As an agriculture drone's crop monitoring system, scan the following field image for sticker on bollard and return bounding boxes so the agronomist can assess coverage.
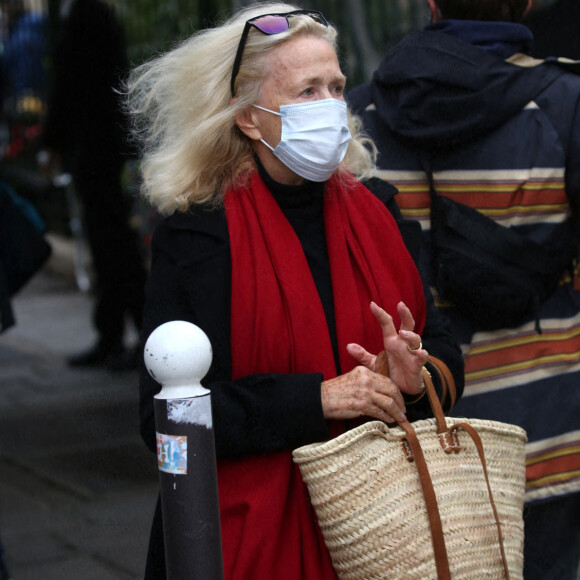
[156,433,188,475]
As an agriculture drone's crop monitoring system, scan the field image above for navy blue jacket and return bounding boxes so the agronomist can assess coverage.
[348,22,580,503]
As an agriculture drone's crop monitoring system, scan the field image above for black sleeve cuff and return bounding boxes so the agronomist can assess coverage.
[211,372,330,458]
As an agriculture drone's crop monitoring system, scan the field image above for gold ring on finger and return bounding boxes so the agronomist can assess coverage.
[407,341,422,354]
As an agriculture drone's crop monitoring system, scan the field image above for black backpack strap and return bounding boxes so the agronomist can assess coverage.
[420,153,557,277]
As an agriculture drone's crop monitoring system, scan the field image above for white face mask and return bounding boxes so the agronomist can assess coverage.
[254,98,352,182]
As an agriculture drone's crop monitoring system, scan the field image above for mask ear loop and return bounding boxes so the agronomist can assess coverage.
[259,139,276,153]
[253,104,281,116]
[251,104,281,152]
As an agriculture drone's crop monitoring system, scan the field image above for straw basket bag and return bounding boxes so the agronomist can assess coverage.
[293,358,527,580]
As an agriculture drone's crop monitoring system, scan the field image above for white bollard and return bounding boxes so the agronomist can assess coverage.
[145,320,212,399]
[145,321,224,580]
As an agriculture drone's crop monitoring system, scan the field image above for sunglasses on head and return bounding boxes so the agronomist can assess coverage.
[230,9,328,97]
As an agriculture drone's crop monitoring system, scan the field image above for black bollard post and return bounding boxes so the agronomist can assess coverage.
[144,321,224,580]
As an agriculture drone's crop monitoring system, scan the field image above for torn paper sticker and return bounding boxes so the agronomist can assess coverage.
[156,433,187,475]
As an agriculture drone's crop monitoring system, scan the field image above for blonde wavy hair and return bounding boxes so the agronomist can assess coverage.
[125,2,376,215]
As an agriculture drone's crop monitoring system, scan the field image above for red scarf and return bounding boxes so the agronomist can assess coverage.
[221,171,426,579]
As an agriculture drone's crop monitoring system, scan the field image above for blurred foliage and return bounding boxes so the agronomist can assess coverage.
[114,0,232,66]
[112,0,430,87]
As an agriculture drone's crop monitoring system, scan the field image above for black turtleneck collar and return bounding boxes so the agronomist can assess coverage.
[255,156,325,211]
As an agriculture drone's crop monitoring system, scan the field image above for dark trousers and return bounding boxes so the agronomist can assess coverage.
[73,159,146,348]
[523,492,580,580]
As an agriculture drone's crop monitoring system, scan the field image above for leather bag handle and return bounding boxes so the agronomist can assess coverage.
[393,371,510,580]
[375,352,456,432]
[426,355,457,410]
[397,416,452,580]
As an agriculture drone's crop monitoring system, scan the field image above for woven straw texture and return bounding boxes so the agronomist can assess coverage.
[293,418,527,580]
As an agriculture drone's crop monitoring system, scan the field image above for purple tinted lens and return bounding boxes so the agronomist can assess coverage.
[250,14,290,35]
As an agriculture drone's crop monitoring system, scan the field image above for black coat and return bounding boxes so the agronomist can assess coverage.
[139,178,465,459]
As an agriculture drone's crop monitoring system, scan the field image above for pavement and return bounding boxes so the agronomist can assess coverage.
[0,238,159,579]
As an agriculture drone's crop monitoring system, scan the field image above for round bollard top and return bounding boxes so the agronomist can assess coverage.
[144,321,213,399]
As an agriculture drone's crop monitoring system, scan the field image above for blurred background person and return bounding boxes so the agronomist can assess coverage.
[39,0,146,371]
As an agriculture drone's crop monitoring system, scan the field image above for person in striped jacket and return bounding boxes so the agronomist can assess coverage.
[348,1,580,579]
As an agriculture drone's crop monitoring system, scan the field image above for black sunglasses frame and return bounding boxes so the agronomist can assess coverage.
[230,10,328,97]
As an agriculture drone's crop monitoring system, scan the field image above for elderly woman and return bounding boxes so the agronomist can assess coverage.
[127,3,464,579]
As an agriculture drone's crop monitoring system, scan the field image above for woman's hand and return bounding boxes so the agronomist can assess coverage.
[349,301,428,395]
[320,302,427,424]
[321,365,407,424]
